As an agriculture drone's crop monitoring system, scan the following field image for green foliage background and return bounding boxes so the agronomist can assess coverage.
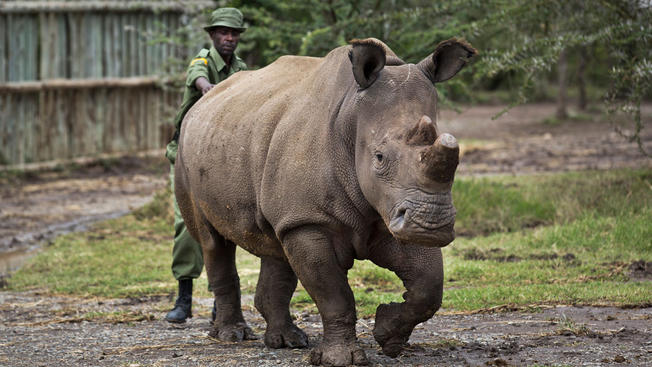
[155,1,649,150]
[189,0,650,150]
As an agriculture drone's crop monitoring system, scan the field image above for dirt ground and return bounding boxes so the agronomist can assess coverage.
[440,104,652,175]
[1,291,650,367]
[0,103,650,366]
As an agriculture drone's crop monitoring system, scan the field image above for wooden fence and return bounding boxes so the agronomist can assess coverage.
[0,0,214,165]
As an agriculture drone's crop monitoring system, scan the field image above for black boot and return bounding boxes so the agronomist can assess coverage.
[165,279,193,323]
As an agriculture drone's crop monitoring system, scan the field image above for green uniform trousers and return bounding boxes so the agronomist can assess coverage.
[169,160,204,280]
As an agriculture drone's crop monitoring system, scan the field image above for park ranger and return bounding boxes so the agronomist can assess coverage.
[165,7,248,323]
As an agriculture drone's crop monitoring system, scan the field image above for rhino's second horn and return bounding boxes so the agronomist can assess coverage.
[406,115,438,146]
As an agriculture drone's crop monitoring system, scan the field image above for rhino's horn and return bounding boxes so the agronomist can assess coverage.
[419,133,459,182]
[406,115,438,146]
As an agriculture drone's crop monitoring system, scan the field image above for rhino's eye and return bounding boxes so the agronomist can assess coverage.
[373,151,389,174]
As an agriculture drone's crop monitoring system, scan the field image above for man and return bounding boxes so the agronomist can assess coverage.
[165,7,248,323]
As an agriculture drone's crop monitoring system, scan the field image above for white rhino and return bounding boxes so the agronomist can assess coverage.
[175,38,476,366]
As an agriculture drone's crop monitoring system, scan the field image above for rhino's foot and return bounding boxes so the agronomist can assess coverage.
[309,342,368,366]
[373,302,412,357]
[265,324,309,349]
[209,322,258,342]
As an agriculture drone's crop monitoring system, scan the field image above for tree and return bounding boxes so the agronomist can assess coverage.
[169,0,650,153]
[469,0,651,153]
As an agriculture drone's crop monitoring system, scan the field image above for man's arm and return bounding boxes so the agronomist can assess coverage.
[195,77,214,95]
[186,49,212,94]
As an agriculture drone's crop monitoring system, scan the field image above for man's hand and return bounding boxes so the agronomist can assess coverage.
[195,77,215,95]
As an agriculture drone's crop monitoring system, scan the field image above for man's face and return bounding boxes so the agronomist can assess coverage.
[209,27,241,59]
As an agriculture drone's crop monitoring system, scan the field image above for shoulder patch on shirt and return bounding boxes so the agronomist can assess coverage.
[190,57,208,66]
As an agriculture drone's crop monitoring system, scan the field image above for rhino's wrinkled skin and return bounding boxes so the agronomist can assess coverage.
[175,38,476,366]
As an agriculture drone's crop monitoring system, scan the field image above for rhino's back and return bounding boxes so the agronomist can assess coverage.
[182,54,323,154]
[178,55,327,256]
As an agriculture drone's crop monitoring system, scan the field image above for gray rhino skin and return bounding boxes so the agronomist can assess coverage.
[175,38,476,366]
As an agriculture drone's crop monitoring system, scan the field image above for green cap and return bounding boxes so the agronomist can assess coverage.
[203,7,247,32]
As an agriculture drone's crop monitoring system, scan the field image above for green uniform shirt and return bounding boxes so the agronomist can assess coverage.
[166,46,247,163]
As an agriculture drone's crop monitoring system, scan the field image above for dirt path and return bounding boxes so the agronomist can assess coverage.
[0,156,168,276]
[1,103,650,366]
[439,104,652,175]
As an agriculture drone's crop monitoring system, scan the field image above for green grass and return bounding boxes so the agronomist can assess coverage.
[7,215,174,298]
[452,169,651,236]
[6,169,651,318]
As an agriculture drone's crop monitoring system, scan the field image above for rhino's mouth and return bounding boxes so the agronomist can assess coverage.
[388,193,456,247]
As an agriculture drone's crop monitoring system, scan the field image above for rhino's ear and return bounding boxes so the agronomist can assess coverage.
[418,38,477,83]
[349,39,386,89]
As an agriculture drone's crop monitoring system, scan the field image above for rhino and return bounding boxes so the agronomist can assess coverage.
[175,37,476,366]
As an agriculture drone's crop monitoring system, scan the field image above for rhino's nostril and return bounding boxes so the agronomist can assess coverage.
[389,207,407,232]
[397,208,406,219]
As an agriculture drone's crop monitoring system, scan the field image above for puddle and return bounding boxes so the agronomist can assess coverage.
[0,247,40,276]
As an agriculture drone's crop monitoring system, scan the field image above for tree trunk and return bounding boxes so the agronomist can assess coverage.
[556,48,569,119]
[577,47,588,111]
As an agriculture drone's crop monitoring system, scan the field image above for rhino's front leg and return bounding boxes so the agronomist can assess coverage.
[282,227,368,366]
[254,256,308,348]
[367,234,444,357]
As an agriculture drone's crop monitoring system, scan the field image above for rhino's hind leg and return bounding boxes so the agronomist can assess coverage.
[367,236,444,358]
[254,256,308,348]
[199,221,256,342]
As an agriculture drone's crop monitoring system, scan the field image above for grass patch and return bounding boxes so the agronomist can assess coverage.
[446,186,651,310]
[132,185,173,222]
[7,215,174,298]
[6,169,651,318]
[453,178,555,236]
[453,169,651,236]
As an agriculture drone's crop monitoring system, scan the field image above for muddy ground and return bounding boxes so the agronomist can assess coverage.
[1,103,650,366]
